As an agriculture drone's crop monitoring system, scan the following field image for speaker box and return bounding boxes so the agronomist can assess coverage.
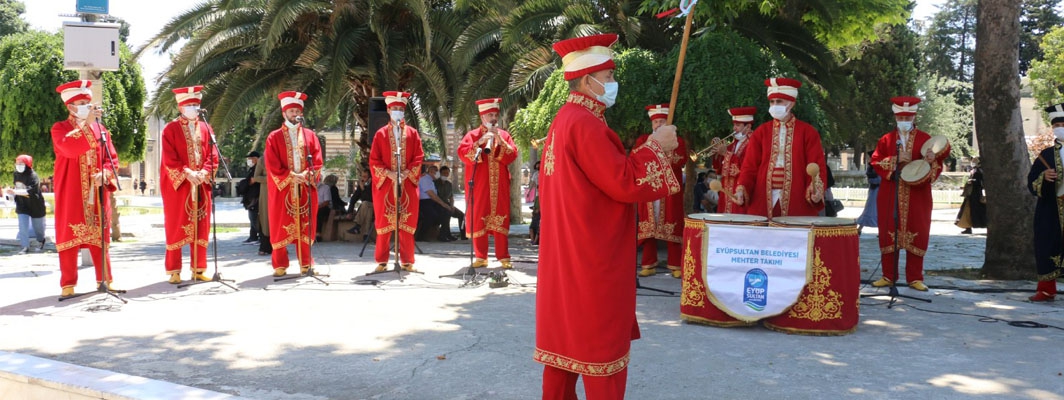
[367,97,388,148]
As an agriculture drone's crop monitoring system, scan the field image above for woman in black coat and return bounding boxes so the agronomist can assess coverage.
[7,155,47,254]
[955,158,987,234]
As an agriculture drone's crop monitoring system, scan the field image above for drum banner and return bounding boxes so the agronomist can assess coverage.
[704,225,812,322]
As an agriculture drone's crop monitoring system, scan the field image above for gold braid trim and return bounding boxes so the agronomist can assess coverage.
[372,166,389,190]
[1037,268,1062,281]
[811,225,858,239]
[1032,173,1045,197]
[681,314,758,327]
[533,348,629,377]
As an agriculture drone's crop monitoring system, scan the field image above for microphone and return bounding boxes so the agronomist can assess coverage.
[198,108,208,118]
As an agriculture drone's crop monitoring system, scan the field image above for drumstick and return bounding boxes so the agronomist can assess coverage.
[806,163,819,178]
[709,179,731,199]
[1038,155,1053,171]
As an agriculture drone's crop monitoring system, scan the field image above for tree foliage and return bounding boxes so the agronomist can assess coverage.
[1019,0,1063,75]
[1029,25,1064,107]
[917,74,974,160]
[922,0,977,82]
[834,24,919,156]
[0,31,146,184]
[0,0,26,38]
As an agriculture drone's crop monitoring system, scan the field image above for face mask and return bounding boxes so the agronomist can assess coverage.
[15,164,26,173]
[589,76,619,108]
[897,121,913,132]
[433,172,441,179]
[734,131,747,141]
[182,105,200,120]
[285,119,298,129]
[768,105,788,120]
[75,104,91,120]
[390,110,405,122]
[1054,127,1064,141]
[246,159,254,167]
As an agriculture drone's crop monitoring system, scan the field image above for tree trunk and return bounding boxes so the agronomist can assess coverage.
[974,0,1035,279]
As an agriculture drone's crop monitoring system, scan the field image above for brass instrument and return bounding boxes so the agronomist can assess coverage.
[691,132,736,159]
[530,137,548,148]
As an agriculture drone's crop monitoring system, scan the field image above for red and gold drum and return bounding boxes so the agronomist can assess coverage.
[680,213,768,327]
[762,216,860,336]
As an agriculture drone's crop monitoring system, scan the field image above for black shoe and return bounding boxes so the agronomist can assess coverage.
[242,237,257,243]
[347,225,361,234]
[961,228,972,234]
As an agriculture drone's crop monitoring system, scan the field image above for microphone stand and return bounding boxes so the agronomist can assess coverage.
[60,112,127,303]
[367,121,422,281]
[276,116,329,285]
[179,111,238,291]
[441,126,490,286]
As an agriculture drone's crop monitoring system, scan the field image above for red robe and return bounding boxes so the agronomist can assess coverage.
[713,138,750,214]
[50,116,119,288]
[265,124,323,269]
[160,117,219,273]
[534,92,681,376]
[635,134,687,269]
[369,123,424,264]
[737,118,826,218]
[871,128,949,283]
[457,126,518,260]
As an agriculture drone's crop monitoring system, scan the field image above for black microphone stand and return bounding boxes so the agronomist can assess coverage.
[863,130,930,306]
[441,126,489,286]
[276,116,329,285]
[367,121,422,281]
[60,112,127,303]
[179,111,238,291]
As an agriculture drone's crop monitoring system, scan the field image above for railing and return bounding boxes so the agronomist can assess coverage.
[832,187,964,204]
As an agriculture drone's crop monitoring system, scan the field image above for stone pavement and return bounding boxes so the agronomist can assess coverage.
[0,198,1062,399]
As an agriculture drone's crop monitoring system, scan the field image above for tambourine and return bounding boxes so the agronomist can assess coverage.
[900,160,931,184]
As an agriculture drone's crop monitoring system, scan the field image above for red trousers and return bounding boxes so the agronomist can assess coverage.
[59,246,112,288]
[542,365,627,400]
[375,230,415,264]
[474,233,510,260]
[639,239,680,270]
[272,240,313,269]
[166,244,207,273]
[880,250,924,283]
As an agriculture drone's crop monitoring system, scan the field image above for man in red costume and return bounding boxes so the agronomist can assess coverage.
[870,97,950,292]
[265,91,323,277]
[635,103,687,278]
[50,80,120,297]
[457,98,518,269]
[712,106,756,214]
[369,91,424,273]
[160,86,219,284]
[734,78,827,218]
[534,33,680,400]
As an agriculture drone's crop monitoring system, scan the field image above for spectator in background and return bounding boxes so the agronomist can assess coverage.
[435,166,465,240]
[857,151,880,235]
[8,155,46,254]
[418,165,456,242]
[346,167,374,235]
[316,174,344,239]
[701,171,719,213]
[139,179,146,195]
[693,172,707,212]
[956,157,987,234]
[529,161,541,245]
[239,151,262,244]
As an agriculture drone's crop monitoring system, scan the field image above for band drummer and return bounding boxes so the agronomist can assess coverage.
[870,96,950,292]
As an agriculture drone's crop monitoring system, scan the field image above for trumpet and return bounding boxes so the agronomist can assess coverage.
[692,132,736,158]
[530,137,548,148]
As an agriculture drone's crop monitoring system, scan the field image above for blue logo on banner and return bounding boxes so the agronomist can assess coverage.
[77,0,109,14]
[743,268,768,311]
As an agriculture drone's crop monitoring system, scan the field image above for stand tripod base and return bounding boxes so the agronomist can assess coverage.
[860,285,932,308]
[58,282,128,303]
[439,266,485,287]
[177,271,239,290]
[364,263,422,283]
[274,267,330,285]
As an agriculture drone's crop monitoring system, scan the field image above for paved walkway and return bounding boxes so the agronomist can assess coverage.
[0,198,1061,399]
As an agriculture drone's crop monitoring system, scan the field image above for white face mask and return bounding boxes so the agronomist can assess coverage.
[15,164,26,173]
[589,76,619,108]
[181,105,200,120]
[1054,127,1064,141]
[246,159,254,167]
[75,104,91,120]
[285,119,298,129]
[734,131,747,141]
[768,105,788,120]
[390,110,405,122]
[433,172,441,179]
[897,121,913,132]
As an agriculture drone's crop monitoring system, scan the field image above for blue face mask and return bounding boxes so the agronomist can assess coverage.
[589,76,619,108]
